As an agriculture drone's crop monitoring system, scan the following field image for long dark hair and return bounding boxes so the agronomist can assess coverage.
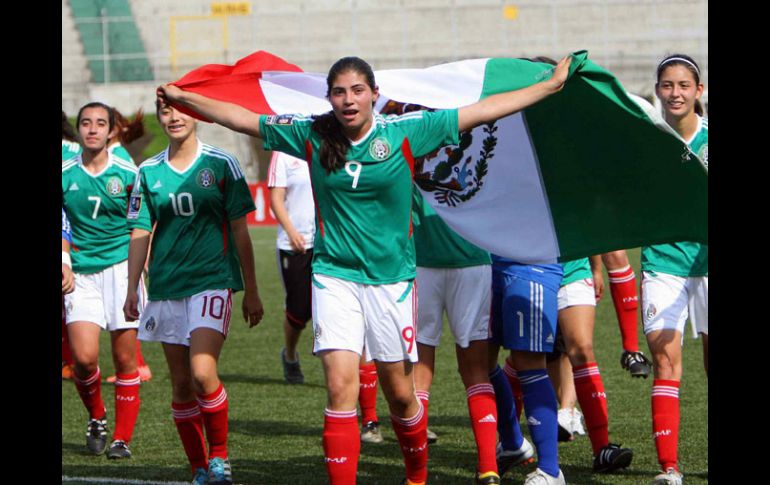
[113,108,146,145]
[62,110,79,142]
[312,56,377,173]
[656,54,704,116]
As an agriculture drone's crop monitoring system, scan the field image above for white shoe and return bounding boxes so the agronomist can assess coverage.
[571,407,586,436]
[523,468,566,485]
[557,408,574,441]
[496,438,535,477]
[652,468,683,485]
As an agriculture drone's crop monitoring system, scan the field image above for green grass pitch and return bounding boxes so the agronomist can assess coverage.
[62,227,707,484]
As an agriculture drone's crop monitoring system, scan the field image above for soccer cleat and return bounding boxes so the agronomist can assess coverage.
[571,408,586,436]
[61,364,74,380]
[207,457,233,485]
[281,348,304,384]
[191,467,209,485]
[360,421,384,443]
[523,468,566,485]
[399,479,426,485]
[651,467,683,485]
[556,408,574,442]
[426,427,438,444]
[138,364,153,382]
[86,417,109,455]
[620,351,652,378]
[106,440,132,459]
[474,471,501,484]
[106,374,117,384]
[496,438,535,477]
[593,443,633,472]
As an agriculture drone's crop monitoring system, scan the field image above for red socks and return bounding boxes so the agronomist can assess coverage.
[135,340,146,367]
[573,363,609,454]
[503,358,524,421]
[391,403,428,484]
[113,371,141,443]
[198,383,229,459]
[652,380,680,471]
[359,363,379,424]
[323,409,360,484]
[607,266,640,352]
[466,384,498,474]
[61,306,72,366]
[74,367,105,420]
[173,401,208,472]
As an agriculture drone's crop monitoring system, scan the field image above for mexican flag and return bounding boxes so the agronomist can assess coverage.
[172,50,707,263]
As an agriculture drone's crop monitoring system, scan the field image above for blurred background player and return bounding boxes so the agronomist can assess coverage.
[642,53,708,485]
[411,184,500,484]
[267,150,315,384]
[602,250,652,378]
[62,208,75,295]
[124,100,264,485]
[62,102,144,459]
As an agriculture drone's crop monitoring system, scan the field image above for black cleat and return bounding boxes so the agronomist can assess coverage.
[620,351,652,378]
[593,443,633,473]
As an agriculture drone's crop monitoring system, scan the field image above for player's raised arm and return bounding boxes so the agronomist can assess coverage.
[157,83,264,139]
[457,55,571,133]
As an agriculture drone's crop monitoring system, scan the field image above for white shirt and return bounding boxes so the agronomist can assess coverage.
[267,151,315,250]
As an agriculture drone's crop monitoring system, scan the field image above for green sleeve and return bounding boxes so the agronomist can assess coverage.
[224,161,256,221]
[127,170,153,231]
[403,109,460,158]
[259,114,315,160]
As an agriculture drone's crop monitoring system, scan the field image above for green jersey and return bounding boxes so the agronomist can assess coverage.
[127,141,256,300]
[561,258,591,286]
[108,143,134,165]
[62,153,137,274]
[412,185,490,268]
[642,116,708,277]
[62,140,82,161]
[259,110,459,284]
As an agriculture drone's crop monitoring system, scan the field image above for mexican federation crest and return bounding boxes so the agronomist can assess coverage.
[106,176,124,196]
[368,137,391,161]
[197,168,215,188]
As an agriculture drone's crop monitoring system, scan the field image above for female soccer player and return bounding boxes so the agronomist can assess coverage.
[123,101,264,485]
[157,53,572,485]
[62,102,144,459]
[557,257,633,472]
[643,54,708,485]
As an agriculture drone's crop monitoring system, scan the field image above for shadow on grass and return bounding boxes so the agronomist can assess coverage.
[219,372,326,389]
[230,418,323,438]
[62,463,190,483]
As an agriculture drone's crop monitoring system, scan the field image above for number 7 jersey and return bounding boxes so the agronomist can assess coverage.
[127,141,256,300]
[62,153,137,274]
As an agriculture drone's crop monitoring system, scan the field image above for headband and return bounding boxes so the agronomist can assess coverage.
[658,57,700,76]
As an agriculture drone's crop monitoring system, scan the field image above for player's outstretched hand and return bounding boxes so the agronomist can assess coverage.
[156,83,183,106]
[549,55,572,92]
[243,288,264,328]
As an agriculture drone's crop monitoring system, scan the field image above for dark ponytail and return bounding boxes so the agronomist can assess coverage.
[312,56,377,173]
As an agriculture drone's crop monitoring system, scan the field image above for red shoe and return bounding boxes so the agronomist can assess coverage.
[105,374,117,384]
[61,364,74,380]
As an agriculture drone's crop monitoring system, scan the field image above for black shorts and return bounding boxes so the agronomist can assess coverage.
[277,248,313,328]
[545,322,567,363]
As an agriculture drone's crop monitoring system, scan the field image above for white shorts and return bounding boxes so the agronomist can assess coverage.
[641,271,708,336]
[139,289,233,346]
[311,274,418,363]
[415,265,491,348]
[64,260,143,331]
[557,279,597,311]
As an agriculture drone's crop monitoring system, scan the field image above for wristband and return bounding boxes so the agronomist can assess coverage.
[62,251,72,268]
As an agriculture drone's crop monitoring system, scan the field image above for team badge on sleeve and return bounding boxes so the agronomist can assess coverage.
[698,144,708,168]
[368,137,391,160]
[197,168,215,188]
[265,114,295,125]
[127,194,142,219]
[106,176,124,196]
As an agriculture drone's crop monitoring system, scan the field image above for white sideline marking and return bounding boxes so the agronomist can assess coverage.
[62,476,189,485]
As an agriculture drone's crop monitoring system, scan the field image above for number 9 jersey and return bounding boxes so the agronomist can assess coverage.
[127,141,256,300]
[62,153,137,274]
